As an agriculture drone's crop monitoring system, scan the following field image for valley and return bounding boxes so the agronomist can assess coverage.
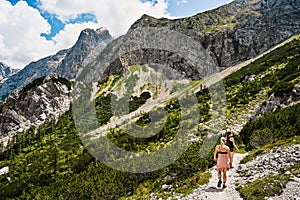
[0,0,299,199]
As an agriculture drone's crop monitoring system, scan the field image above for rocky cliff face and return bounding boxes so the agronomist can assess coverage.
[125,0,300,71]
[0,62,19,82]
[0,74,72,147]
[0,28,112,100]
[55,28,113,80]
[1,0,299,100]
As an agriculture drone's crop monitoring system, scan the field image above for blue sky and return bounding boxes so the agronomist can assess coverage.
[167,0,233,17]
[0,0,233,68]
[7,0,99,40]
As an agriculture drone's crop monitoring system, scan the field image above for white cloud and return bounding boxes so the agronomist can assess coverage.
[176,0,188,6]
[38,0,170,35]
[0,0,52,68]
[0,0,170,69]
[0,35,7,58]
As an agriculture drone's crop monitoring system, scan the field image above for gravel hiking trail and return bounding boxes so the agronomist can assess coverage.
[183,153,247,200]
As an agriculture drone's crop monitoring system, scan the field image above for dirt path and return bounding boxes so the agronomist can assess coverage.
[182,153,248,200]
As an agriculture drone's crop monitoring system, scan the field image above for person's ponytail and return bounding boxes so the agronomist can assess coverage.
[220,137,226,147]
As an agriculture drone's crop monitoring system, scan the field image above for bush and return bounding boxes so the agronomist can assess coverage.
[250,128,274,148]
[240,103,300,150]
[271,80,294,97]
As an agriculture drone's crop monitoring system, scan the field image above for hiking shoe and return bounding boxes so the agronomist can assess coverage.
[223,184,227,188]
[217,180,222,188]
[230,166,234,169]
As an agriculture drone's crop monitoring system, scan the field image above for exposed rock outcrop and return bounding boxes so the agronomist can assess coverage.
[0,166,9,176]
[266,176,300,200]
[236,144,300,200]
[0,74,72,147]
[251,82,300,120]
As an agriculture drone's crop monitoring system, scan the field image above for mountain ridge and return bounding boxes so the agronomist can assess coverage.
[0,62,19,82]
[0,28,112,100]
[1,0,299,101]
[128,0,300,70]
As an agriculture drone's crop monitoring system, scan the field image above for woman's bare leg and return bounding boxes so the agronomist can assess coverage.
[218,168,222,181]
[230,152,234,167]
[223,168,227,187]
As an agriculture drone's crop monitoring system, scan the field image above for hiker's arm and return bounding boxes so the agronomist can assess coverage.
[227,147,230,160]
[213,146,218,162]
[233,138,239,151]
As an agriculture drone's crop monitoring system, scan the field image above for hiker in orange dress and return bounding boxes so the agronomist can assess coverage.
[226,131,239,168]
[214,137,230,188]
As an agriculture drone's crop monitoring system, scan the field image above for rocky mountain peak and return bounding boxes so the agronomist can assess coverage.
[0,27,113,100]
[54,27,113,80]
[76,27,112,48]
[80,27,111,40]
[0,62,18,82]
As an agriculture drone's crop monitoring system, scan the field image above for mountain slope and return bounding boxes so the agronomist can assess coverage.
[0,28,112,100]
[127,0,300,70]
[0,62,19,82]
[79,33,300,147]
[0,33,298,199]
[0,0,299,198]
[0,50,68,100]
